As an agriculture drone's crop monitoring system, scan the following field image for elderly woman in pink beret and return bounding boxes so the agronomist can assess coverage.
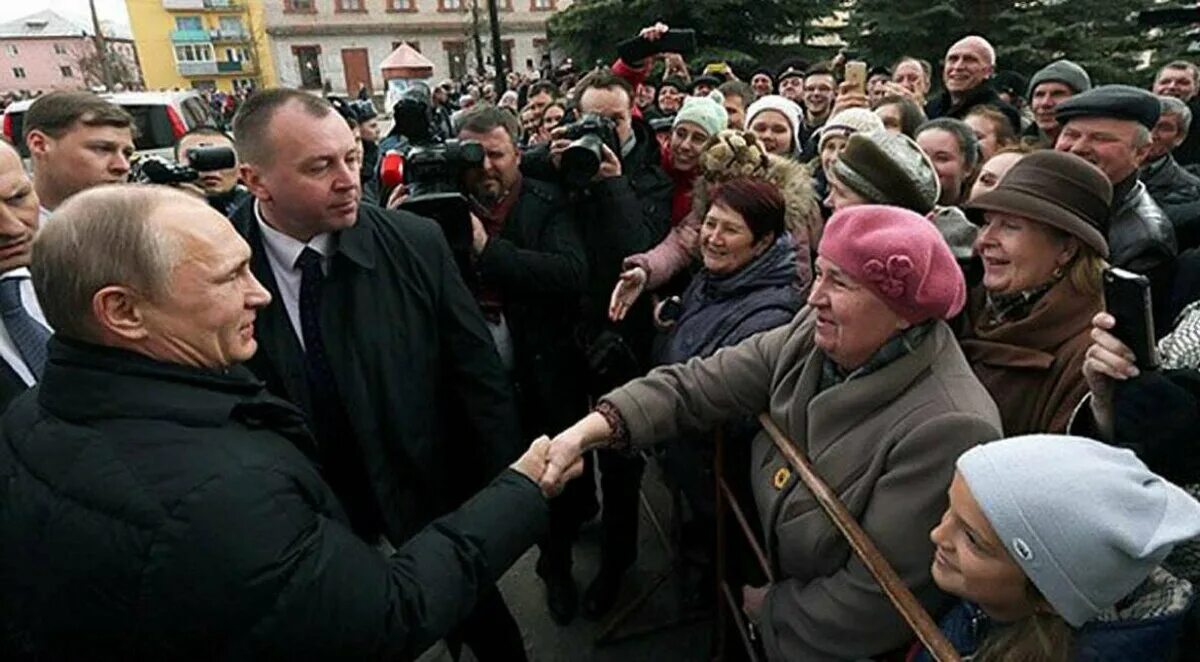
[543,205,1003,660]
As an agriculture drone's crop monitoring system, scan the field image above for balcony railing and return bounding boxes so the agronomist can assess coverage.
[217,60,246,73]
[163,0,242,11]
[170,29,212,43]
[177,61,219,76]
[210,29,248,42]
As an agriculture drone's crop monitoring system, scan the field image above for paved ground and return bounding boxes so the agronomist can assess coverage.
[421,457,715,662]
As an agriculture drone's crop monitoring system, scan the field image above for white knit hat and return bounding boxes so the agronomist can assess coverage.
[957,435,1200,628]
[745,95,802,157]
[673,90,729,139]
[817,108,885,151]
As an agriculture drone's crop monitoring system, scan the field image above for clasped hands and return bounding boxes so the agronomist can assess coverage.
[509,412,612,497]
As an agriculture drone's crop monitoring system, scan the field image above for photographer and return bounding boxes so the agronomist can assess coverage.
[520,67,677,623]
[454,107,600,624]
[174,127,250,217]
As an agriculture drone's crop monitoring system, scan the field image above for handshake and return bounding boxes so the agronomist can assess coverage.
[508,412,615,497]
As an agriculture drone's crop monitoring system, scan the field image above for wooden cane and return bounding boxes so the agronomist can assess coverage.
[757,413,961,662]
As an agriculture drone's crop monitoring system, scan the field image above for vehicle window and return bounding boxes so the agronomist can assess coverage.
[122,105,176,151]
[5,111,27,156]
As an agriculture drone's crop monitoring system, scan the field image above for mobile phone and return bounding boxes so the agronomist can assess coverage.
[617,29,697,63]
[1103,267,1159,370]
[704,62,731,77]
[844,61,867,95]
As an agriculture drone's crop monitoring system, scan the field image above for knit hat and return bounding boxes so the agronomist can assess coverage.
[957,435,1200,628]
[818,108,885,151]
[965,150,1112,258]
[1028,59,1092,98]
[831,130,940,214]
[745,95,802,156]
[674,90,730,139]
[993,70,1030,101]
[819,205,967,323]
[1055,84,1161,130]
[697,129,772,183]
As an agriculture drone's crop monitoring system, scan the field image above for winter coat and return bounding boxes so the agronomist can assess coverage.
[959,276,1101,435]
[910,567,1195,662]
[1172,97,1200,167]
[924,82,1022,134]
[232,202,526,544]
[1108,176,1179,337]
[0,338,547,659]
[601,310,1003,660]
[1141,154,1200,252]
[657,233,804,366]
[624,153,820,291]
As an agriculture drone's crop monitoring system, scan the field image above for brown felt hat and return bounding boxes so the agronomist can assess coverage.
[964,151,1111,258]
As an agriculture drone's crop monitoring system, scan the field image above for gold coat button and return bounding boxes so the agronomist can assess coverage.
[773,466,791,490]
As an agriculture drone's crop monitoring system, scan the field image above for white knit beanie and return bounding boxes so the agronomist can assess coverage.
[818,108,885,151]
[673,90,729,139]
[957,435,1200,628]
[745,95,802,156]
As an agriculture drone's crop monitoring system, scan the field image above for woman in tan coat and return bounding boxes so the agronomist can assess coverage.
[542,205,1003,661]
[959,151,1112,435]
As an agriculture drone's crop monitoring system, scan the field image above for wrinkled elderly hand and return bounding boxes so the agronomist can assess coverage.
[638,22,669,42]
[1083,312,1140,440]
[541,412,614,494]
[511,436,584,497]
[609,267,648,321]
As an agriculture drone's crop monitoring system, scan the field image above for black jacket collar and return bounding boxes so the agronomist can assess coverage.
[37,337,281,427]
[232,198,378,272]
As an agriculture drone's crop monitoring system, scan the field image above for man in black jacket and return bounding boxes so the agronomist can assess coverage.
[924,36,1021,134]
[0,184,570,659]
[1142,95,1200,252]
[0,139,48,412]
[519,70,674,621]
[229,89,529,660]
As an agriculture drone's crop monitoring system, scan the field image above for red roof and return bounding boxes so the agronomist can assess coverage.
[381,43,434,79]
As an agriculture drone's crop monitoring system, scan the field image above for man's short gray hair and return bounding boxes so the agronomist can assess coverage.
[1133,124,1152,149]
[1159,95,1193,138]
[32,185,187,342]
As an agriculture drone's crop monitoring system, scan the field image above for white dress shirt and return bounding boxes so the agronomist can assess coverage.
[254,200,332,351]
[0,268,49,386]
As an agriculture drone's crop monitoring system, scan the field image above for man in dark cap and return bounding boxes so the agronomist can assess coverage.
[690,74,722,98]
[867,65,892,108]
[776,59,808,104]
[1056,84,1178,334]
[1025,59,1091,146]
[751,67,775,97]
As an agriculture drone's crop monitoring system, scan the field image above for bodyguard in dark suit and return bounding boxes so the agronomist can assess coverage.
[1,184,564,659]
[0,139,50,413]
[230,90,528,660]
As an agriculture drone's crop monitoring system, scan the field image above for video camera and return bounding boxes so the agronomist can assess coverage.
[558,113,620,188]
[379,82,484,261]
[130,146,237,186]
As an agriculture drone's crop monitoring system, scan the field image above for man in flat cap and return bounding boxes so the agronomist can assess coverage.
[1056,84,1178,334]
[1024,59,1091,146]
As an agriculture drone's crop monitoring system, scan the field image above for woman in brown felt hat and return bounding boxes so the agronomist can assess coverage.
[959,150,1112,435]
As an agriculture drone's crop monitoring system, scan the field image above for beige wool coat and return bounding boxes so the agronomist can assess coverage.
[603,309,1003,661]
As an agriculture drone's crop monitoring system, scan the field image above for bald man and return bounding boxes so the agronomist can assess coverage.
[0,139,49,410]
[0,184,574,658]
[925,35,1021,133]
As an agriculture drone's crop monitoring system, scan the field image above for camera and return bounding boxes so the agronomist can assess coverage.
[558,113,620,188]
[130,146,237,185]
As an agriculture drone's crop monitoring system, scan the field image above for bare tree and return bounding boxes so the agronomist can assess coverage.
[70,41,138,91]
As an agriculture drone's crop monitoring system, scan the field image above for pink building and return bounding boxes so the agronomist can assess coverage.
[0,10,142,94]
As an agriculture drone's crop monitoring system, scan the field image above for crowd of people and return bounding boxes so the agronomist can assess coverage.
[0,21,1200,662]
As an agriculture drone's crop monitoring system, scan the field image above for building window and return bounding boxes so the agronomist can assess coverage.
[53,43,67,55]
[443,41,467,79]
[293,45,322,89]
[438,0,464,12]
[284,0,315,12]
[530,0,554,10]
[218,16,244,36]
[387,0,416,11]
[175,44,215,62]
[5,46,18,57]
[12,67,25,79]
[60,66,73,78]
[335,0,366,10]
[175,16,203,31]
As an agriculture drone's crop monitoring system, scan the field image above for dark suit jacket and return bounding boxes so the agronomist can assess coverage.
[0,361,27,416]
[232,201,523,544]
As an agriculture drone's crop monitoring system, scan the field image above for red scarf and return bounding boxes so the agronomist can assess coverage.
[475,176,523,322]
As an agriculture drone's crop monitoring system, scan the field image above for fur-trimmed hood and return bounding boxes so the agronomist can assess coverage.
[691,131,823,248]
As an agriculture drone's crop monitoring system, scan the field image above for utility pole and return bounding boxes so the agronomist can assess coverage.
[486,0,505,94]
[88,0,116,91]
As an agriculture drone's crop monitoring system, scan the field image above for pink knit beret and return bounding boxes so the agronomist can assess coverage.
[818,205,966,323]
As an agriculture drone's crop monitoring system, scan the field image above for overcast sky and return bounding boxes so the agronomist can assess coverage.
[0,0,131,30]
